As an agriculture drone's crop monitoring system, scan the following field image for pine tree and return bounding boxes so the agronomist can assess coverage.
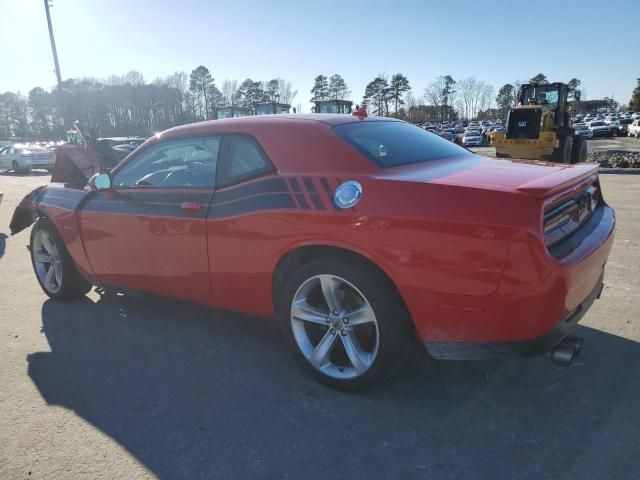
[629,78,640,111]
[310,75,330,102]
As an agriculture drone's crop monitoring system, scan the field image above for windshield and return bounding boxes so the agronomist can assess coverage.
[521,85,560,108]
[333,121,472,168]
[591,121,604,126]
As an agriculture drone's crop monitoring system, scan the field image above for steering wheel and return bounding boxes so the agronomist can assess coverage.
[163,169,195,187]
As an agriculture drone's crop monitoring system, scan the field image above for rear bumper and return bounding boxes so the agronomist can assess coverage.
[411,201,615,359]
[424,273,604,360]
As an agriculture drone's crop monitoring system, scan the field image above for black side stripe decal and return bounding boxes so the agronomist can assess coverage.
[320,178,331,194]
[296,193,310,210]
[309,194,324,210]
[214,177,287,204]
[83,200,208,218]
[210,193,295,218]
[328,194,339,211]
[303,177,316,193]
[289,178,302,193]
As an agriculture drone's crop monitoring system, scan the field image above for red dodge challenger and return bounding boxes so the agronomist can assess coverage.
[11,113,615,390]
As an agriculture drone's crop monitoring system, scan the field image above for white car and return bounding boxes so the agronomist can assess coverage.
[0,145,56,173]
[462,130,483,146]
[628,119,640,138]
[574,123,593,139]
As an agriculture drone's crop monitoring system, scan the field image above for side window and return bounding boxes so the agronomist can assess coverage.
[113,136,220,188]
[217,135,273,187]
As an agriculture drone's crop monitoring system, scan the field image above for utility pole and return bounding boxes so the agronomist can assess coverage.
[43,0,62,89]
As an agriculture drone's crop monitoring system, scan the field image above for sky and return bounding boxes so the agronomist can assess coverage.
[1,0,637,111]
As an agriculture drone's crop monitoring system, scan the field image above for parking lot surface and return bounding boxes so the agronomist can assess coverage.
[1,172,639,479]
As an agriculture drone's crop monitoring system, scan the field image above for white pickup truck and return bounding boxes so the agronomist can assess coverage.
[628,119,640,138]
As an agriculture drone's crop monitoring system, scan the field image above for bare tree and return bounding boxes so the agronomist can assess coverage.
[277,78,297,105]
[222,79,239,106]
[479,83,495,114]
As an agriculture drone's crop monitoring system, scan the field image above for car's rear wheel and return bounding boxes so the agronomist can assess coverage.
[277,258,414,391]
[30,218,92,301]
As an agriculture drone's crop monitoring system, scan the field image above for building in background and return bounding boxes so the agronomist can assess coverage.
[314,100,353,114]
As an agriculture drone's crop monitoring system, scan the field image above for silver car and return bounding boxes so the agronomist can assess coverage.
[462,130,483,146]
[574,123,593,139]
[0,145,56,173]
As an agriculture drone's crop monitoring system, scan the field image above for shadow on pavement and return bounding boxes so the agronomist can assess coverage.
[0,233,6,258]
[28,293,640,479]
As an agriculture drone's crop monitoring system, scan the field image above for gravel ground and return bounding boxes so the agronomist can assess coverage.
[0,172,639,480]
[471,136,640,166]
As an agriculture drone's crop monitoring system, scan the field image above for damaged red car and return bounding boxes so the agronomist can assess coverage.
[11,113,615,390]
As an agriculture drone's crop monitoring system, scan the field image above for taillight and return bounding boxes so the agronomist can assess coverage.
[544,184,599,247]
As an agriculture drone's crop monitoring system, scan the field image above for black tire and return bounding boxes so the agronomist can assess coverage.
[571,135,587,164]
[496,152,509,158]
[553,136,573,163]
[30,218,92,301]
[276,257,415,391]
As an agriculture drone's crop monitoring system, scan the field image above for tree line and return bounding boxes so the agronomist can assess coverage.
[0,66,298,140]
[1,68,634,141]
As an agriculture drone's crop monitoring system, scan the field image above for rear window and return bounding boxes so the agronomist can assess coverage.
[333,121,471,168]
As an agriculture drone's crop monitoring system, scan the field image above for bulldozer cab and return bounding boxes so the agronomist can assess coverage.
[518,83,570,128]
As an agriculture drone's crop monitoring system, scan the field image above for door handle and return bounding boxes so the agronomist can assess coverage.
[180,202,202,214]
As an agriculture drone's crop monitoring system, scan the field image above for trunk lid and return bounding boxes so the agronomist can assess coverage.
[382,154,598,198]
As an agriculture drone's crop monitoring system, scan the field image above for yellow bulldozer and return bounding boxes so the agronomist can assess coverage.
[491,82,586,164]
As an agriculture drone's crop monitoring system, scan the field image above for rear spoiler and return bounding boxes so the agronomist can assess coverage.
[517,163,598,198]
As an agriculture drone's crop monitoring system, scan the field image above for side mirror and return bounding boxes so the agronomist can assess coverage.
[89,172,112,191]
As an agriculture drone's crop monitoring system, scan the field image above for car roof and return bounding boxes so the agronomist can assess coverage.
[162,114,401,138]
[141,114,405,176]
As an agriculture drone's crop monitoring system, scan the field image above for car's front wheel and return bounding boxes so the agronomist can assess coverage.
[277,257,414,391]
[30,218,92,301]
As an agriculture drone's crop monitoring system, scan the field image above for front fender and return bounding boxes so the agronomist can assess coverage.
[9,186,46,235]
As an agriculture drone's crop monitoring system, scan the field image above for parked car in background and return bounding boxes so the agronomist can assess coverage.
[618,118,632,136]
[574,123,593,139]
[588,120,612,138]
[438,130,456,142]
[462,130,483,146]
[604,118,621,136]
[9,114,615,390]
[628,119,640,138]
[0,144,56,173]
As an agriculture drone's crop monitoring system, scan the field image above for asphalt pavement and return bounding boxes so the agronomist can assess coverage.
[0,172,639,480]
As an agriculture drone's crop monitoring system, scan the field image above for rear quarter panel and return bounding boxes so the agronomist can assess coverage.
[206,173,521,342]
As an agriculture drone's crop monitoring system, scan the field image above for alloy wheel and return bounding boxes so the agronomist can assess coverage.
[291,274,379,379]
[33,229,62,294]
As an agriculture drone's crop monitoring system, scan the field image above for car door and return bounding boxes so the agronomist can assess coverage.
[205,134,281,313]
[78,136,220,304]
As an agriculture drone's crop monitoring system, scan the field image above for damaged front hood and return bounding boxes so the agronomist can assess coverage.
[51,144,103,185]
[9,185,46,235]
